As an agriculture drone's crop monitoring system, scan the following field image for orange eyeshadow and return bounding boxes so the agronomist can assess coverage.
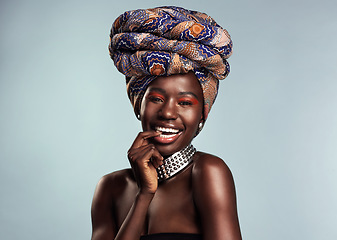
[178,97,199,105]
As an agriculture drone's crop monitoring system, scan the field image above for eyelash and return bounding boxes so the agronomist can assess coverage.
[148,94,164,103]
[147,94,198,106]
[178,98,198,106]
[178,99,193,106]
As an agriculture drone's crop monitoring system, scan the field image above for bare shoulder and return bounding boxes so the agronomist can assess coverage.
[191,152,241,239]
[192,152,234,186]
[91,168,135,212]
[93,168,135,201]
[91,169,135,239]
[191,152,237,208]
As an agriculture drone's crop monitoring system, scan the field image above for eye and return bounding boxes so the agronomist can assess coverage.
[179,100,193,106]
[178,98,198,106]
[148,93,164,103]
[149,96,163,103]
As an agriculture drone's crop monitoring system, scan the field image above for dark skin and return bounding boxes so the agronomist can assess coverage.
[91,72,242,240]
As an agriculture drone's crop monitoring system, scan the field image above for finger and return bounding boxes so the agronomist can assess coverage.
[137,131,160,148]
[128,141,149,162]
[129,144,155,166]
[130,131,161,149]
[137,145,157,170]
[129,144,163,170]
[128,143,155,163]
[150,148,164,168]
[151,158,159,169]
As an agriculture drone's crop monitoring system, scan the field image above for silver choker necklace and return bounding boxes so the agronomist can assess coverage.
[157,144,196,182]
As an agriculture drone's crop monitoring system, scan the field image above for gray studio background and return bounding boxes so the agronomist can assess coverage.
[1,0,336,239]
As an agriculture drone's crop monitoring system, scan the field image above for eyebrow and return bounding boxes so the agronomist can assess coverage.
[178,91,199,100]
[148,87,165,94]
[148,88,199,100]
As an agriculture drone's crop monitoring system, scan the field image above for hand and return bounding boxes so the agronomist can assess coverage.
[127,131,163,194]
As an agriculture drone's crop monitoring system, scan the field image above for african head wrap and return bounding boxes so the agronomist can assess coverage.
[109,6,233,120]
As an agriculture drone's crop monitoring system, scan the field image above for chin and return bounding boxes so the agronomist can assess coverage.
[155,145,176,157]
[151,137,192,158]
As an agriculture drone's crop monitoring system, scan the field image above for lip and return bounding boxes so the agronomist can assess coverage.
[153,131,183,144]
[151,125,183,144]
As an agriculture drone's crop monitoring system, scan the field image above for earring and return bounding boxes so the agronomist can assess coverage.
[195,122,204,136]
[136,114,141,120]
[198,122,204,132]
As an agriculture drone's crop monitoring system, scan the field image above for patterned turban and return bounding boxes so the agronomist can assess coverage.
[109,6,233,120]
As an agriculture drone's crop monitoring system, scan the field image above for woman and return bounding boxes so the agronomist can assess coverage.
[91,6,241,240]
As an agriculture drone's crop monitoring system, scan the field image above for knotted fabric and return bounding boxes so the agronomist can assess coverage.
[109,6,233,120]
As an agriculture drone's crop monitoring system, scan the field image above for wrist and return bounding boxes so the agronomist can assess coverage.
[137,190,155,201]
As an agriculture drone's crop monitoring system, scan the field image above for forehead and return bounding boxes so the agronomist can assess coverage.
[147,72,203,97]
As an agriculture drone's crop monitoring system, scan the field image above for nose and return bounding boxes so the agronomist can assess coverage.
[159,99,178,120]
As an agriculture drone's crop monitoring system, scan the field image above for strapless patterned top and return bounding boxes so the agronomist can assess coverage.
[140,233,202,240]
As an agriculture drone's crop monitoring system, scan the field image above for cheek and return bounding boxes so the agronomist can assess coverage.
[182,108,203,130]
[139,95,147,117]
[140,101,158,129]
[140,99,149,129]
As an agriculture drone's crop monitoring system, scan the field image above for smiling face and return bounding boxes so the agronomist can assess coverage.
[140,72,204,157]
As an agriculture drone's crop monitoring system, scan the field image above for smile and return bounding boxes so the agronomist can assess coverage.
[154,126,182,144]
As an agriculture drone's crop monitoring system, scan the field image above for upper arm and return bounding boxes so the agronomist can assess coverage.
[91,175,117,240]
[192,155,242,240]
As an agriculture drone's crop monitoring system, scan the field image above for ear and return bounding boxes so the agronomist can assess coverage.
[199,116,204,126]
[195,120,204,137]
[198,121,204,130]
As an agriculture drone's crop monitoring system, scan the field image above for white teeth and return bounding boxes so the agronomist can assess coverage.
[155,126,179,133]
[159,133,176,138]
